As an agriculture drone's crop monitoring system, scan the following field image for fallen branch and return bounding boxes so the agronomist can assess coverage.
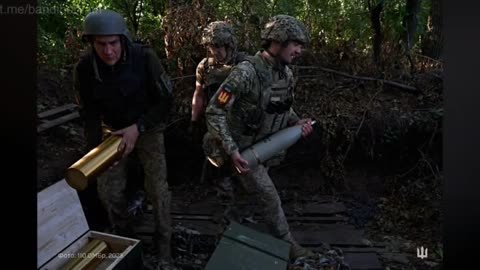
[294,65,417,92]
[412,53,444,65]
[172,74,196,81]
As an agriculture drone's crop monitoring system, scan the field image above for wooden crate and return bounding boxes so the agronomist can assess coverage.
[37,179,143,270]
[205,221,290,270]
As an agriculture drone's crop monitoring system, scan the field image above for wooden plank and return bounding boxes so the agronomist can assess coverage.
[301,202,347,215]
[284,202,347,215]
[344,252,384,270]
[237,215,346,223]
[37,179,89,268]
[171,214,217,221]
[135,219,222,236]
[326,247,386,253]
[167,199,346,218]
[173,220,223,236]
[140,211,346,229]
[291,224,367,246]
[288,216,346,223]
[37,111,80,133]
[171,198,224,216]
[38,103,78,119]
[137,213,222,223]
[379,252,410,265]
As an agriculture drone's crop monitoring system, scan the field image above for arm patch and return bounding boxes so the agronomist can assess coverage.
[217,84,233,105]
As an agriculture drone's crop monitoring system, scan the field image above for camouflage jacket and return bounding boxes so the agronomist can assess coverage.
[205,51,300,159]
[196,51,247,102]
[74,43,173,148]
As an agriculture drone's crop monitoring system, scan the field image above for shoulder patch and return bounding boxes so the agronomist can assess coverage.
[217,84,233,105]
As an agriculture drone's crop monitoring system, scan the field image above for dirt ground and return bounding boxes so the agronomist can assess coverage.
[37,62,443,269]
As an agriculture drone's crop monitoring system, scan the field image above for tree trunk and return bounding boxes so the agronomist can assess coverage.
[117,0,141,38]
[132,0,140,36]
[403,0,421,51]
[370,0,385,68]
[421,0,443,59]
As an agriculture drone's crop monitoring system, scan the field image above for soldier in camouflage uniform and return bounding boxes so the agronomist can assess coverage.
[192,21,247,197]
[74,9,176,270]
[192,21,246,126]
[204,15,315,259]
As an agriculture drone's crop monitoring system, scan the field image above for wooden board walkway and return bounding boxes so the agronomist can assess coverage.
[133,193,386,270]
[37,103,80,133]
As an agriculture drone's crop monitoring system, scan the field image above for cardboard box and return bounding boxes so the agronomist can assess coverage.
[37,179,143,270]
[205,221,290,270]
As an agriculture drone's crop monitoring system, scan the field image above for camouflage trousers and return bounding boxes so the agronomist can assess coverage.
[97,129,172,259]
[235,164,291,240]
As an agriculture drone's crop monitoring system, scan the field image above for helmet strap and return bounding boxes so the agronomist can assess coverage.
[265,49,278,58]
[222,47,233,64]
[263,49,285,69]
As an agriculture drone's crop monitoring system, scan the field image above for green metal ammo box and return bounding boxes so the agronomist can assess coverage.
[205,221,291,270]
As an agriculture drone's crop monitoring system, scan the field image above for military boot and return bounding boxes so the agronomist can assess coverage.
[151,238,172,264]
[289,242,315,260]
[281,232,315,259]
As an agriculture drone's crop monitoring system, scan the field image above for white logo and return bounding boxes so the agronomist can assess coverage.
[417,246,428,259]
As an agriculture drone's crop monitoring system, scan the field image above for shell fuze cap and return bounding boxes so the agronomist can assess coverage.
[261,15,310,45]
[201,21,237,49]
[82,9,132,42]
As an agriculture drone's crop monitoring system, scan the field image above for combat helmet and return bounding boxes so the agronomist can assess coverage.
[261,15,310,45]
[201,21,237,49]
[82,9,132,42]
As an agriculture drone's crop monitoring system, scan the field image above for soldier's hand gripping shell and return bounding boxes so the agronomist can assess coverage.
[231,150,250,174]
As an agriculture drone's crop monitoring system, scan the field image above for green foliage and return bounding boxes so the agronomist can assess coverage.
[38,0,437,70]
[37,25,68,67]
[37,0,111,67]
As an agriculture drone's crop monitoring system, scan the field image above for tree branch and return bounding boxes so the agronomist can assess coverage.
[294,65,417,92]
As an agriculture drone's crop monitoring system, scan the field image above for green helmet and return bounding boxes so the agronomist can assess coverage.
[201,21,237,49]
[261,15,310,45]
[82,9,132,42]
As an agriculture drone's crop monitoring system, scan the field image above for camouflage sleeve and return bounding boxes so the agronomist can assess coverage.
[73,61,102,149]
[286,66,301,126]
[196,58,207,85]
[205,61,256,155]
[140,48,173,131]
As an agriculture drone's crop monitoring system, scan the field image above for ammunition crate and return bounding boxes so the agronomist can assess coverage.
[37,179,143,270]
[205,221,291,270]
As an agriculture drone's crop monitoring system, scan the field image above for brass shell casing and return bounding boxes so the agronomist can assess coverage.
[66,135,123,191]
[61,239,109,270]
